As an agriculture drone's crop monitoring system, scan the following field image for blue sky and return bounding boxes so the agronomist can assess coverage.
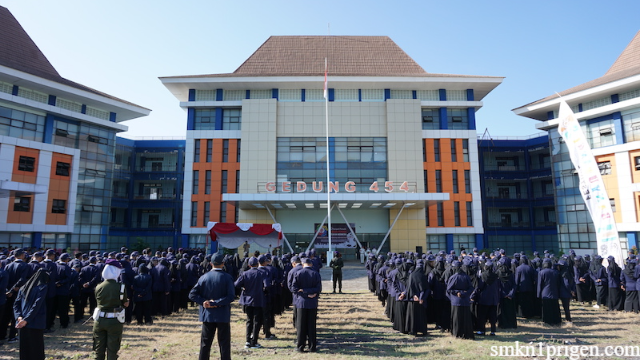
[3,0,640,138]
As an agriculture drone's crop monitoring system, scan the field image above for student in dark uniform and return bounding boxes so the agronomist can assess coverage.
[330,251,344,294]
[446,260,474,339]
[69,263,83,323]
[235,257,267,349]
[606,256,623,311]
[132,265,153,325]
[2,248,29,343]
[392,259,411,334]
[290,258,322,353]
[496,257,517,329]
[13,268,49,360]
[287,256,303,327]
[54,253,72,329]
[428,256,450,332]
[622,259,639,312]
[557,260,575,322]
[476,260,500,336]
[590,255,608,308]
[93,259,129,360]
[0,261,8,346]
[404,259,429,336]
[514,255,536,318]
[189,253,235,360]
[537,259,561,326]
[574,255,591,305]
[257,255,276,339]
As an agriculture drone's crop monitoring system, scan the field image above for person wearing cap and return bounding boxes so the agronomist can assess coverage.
[329,251,344,294]
[13,268,49,360]
[0,259,10,346]
[446,260,474,339]
[290,258,322,352]
[257,254,276,340]
[93,259,129,360]
[151,257,171,317]
[69,262,83,323]
[189,253,235,360]
[79,256,100,321]
[287,256,303,327]
[514,255,536,318]
[42,249,58,332]
[51,253,72,330]
[132,264,153,325]
[475,260,500,336]
[2,248,29,343]
[234,256,267,349]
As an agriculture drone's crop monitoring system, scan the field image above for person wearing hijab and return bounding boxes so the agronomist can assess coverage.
[537,259,561,326]
[132,265,153,325]
[428,255,451,332]
[621,259,639,312]
[446,260,474,339]
[476,260,500,336]
[606,256,623,311]
[392,259,412,334]
[496,257,517,329]
[404,259,429,336]
[93,259,129,360]
[589,255,608,308]
[13,268,49,360]
[557,260,575,323]
[574,255,592,305]
[515,255,537,318]
[385,260,398,321]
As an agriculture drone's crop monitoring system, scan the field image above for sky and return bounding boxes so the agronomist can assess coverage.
[3,0,640,139]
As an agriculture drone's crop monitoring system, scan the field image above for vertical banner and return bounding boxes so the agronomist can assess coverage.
[557,100,623,265]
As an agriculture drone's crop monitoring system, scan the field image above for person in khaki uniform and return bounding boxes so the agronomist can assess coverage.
[93,259,129,360]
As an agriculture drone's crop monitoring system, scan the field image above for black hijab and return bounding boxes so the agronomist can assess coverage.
[20,268,49,304]
[481,261,498,286]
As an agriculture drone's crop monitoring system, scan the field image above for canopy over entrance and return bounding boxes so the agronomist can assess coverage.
[207,222,283,249]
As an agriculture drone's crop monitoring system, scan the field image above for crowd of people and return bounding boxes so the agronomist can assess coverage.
[366,248,636,340]
[0,245,332,360]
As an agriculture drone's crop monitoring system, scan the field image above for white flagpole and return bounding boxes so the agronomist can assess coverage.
[324,57,332,266]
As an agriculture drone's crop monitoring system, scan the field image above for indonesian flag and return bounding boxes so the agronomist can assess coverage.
[323,58,328,99]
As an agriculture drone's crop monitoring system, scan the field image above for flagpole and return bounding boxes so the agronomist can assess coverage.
[324,57,332,266]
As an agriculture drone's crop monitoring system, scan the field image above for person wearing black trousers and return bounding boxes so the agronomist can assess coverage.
[290,258,322,353]
[537,259,561,326]
[234,257,267,349]
[476,260,500,336]
[623,259,639,312]
[132,265,153,325]
[13,268,49,360]
[557,259,575,323]
[607,256,624,311]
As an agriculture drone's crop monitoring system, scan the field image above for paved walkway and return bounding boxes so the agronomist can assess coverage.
[320,259,370,292]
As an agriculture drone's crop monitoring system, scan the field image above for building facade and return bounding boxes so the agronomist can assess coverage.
[514,30,640,254]
[0,7,149,251]
[161,36,503,254]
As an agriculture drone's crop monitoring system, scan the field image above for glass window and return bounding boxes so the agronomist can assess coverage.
[18,156,35,172]
[464,170,471,193]
[220,202,227,222]
[237,140,241,162]
[435,170,442,192]
[447,108,469,130]
[205,170,211,194]
[222,139,229,162]
[466,201,473,226]
[52,199,66,214]
[421,108,439,130]
[193,170,199,195]
[598,161,612,175]
[462,139,469,162]
[194,109,215,130]
[191,202,198,227]
[203,202,210,227]
[14,196,31,212]
[437,203,444,226]
[206,140,212,162]
[221,170,228,193]
[56,162,70,176]
[434,139,440,162]
[194,140,200,163]
[454,202,460,226]
[451,139,457,162]
[452,170,458,193]
[222,108,241,130]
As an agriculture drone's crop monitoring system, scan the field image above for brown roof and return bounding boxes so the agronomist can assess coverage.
[0,6,149,111]
[517,30,640,109]
[161,35,501,79]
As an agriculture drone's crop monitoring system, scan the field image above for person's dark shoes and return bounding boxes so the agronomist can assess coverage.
[489,332,496,336]
[44,328,54,333]
[265,334,277,340]
[250,343,263,349]
[296,348,306,353]
[309,348,318,352]
[7,337,18,344]
[332,290,336,294]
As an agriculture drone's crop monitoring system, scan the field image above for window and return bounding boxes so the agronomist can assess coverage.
[206,140,212,162]
[220,202,227,222]
[194,109,215,130]
[451,139,457,162]
[237,140,241,162]
[425,207,430,226]
[447,108,469,129]
[194,140,200,163]
[434,139,440,162]
[635,156,640,170]
[222,108,241,130]
[598,161,612,175]
[437,203,444,226]
[454,202,460,226]
[422,141,426,163]
[452,170,459,194]
[462,139,469,162]
[610,198,616,212]
[222,139,229,163]
[13,196,30,212]
[221,170,228,193]
[435,170,442,192]
[18,156,35,172]
[423,170,428,193]
[205,171,211,194]
[421,108,439,130]
[236,170,240,193]
[464,170,471,193]
[193,170,199,195]
[191,202,198,227]
[52,199,66,214]
[203,202,210,227]
[466,201,473,226]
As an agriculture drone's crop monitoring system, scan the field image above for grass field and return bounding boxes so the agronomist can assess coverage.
[1,262,639,360]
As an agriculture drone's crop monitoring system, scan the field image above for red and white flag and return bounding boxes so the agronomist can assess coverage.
[323,58,328,99]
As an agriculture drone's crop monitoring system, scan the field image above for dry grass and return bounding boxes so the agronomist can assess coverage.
[2,263,639,360]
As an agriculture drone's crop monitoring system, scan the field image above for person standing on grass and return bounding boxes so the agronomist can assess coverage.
[622,259,639,312]
[590,255,608,309]
[446,260,474,340]
[93,259,129,360]
[291,258,321,353]
[537,259,561,326]
[189,253,235,360]
[13,268,49,360]
[606,256,623,311]
[330,251,344,294]
[475,260,499,336]
[132,265,153,325]
[235,257,267,349]
[557,260,575,323]
[2,248,29,343]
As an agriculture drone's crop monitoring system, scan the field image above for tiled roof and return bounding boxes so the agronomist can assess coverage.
[0,6,149,111]
[518,30,640,109]
[162,36,501,79]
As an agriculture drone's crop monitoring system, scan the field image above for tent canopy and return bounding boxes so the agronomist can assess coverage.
[207,222,282,249]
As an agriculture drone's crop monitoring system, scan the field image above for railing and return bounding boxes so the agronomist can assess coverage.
[487,222,531,228]
[133,194,177,200]
[483,165,526,172]
[535,221,557,227]
[485,194,528,200]
[138,165,178,172]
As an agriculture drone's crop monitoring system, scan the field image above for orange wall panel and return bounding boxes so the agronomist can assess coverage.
[7,192,33,224]
[12,147,39,184]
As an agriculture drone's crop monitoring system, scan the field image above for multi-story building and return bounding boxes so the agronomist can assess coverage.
[514,30,640,254]
[0,6,149,251]
[478,134,558,253]
[161,36,503,254]
[109,137,185,251]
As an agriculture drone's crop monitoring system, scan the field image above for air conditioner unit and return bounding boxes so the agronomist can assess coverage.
[422,116,433,122]
[452,116,463,122]
[599,128,613,136]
